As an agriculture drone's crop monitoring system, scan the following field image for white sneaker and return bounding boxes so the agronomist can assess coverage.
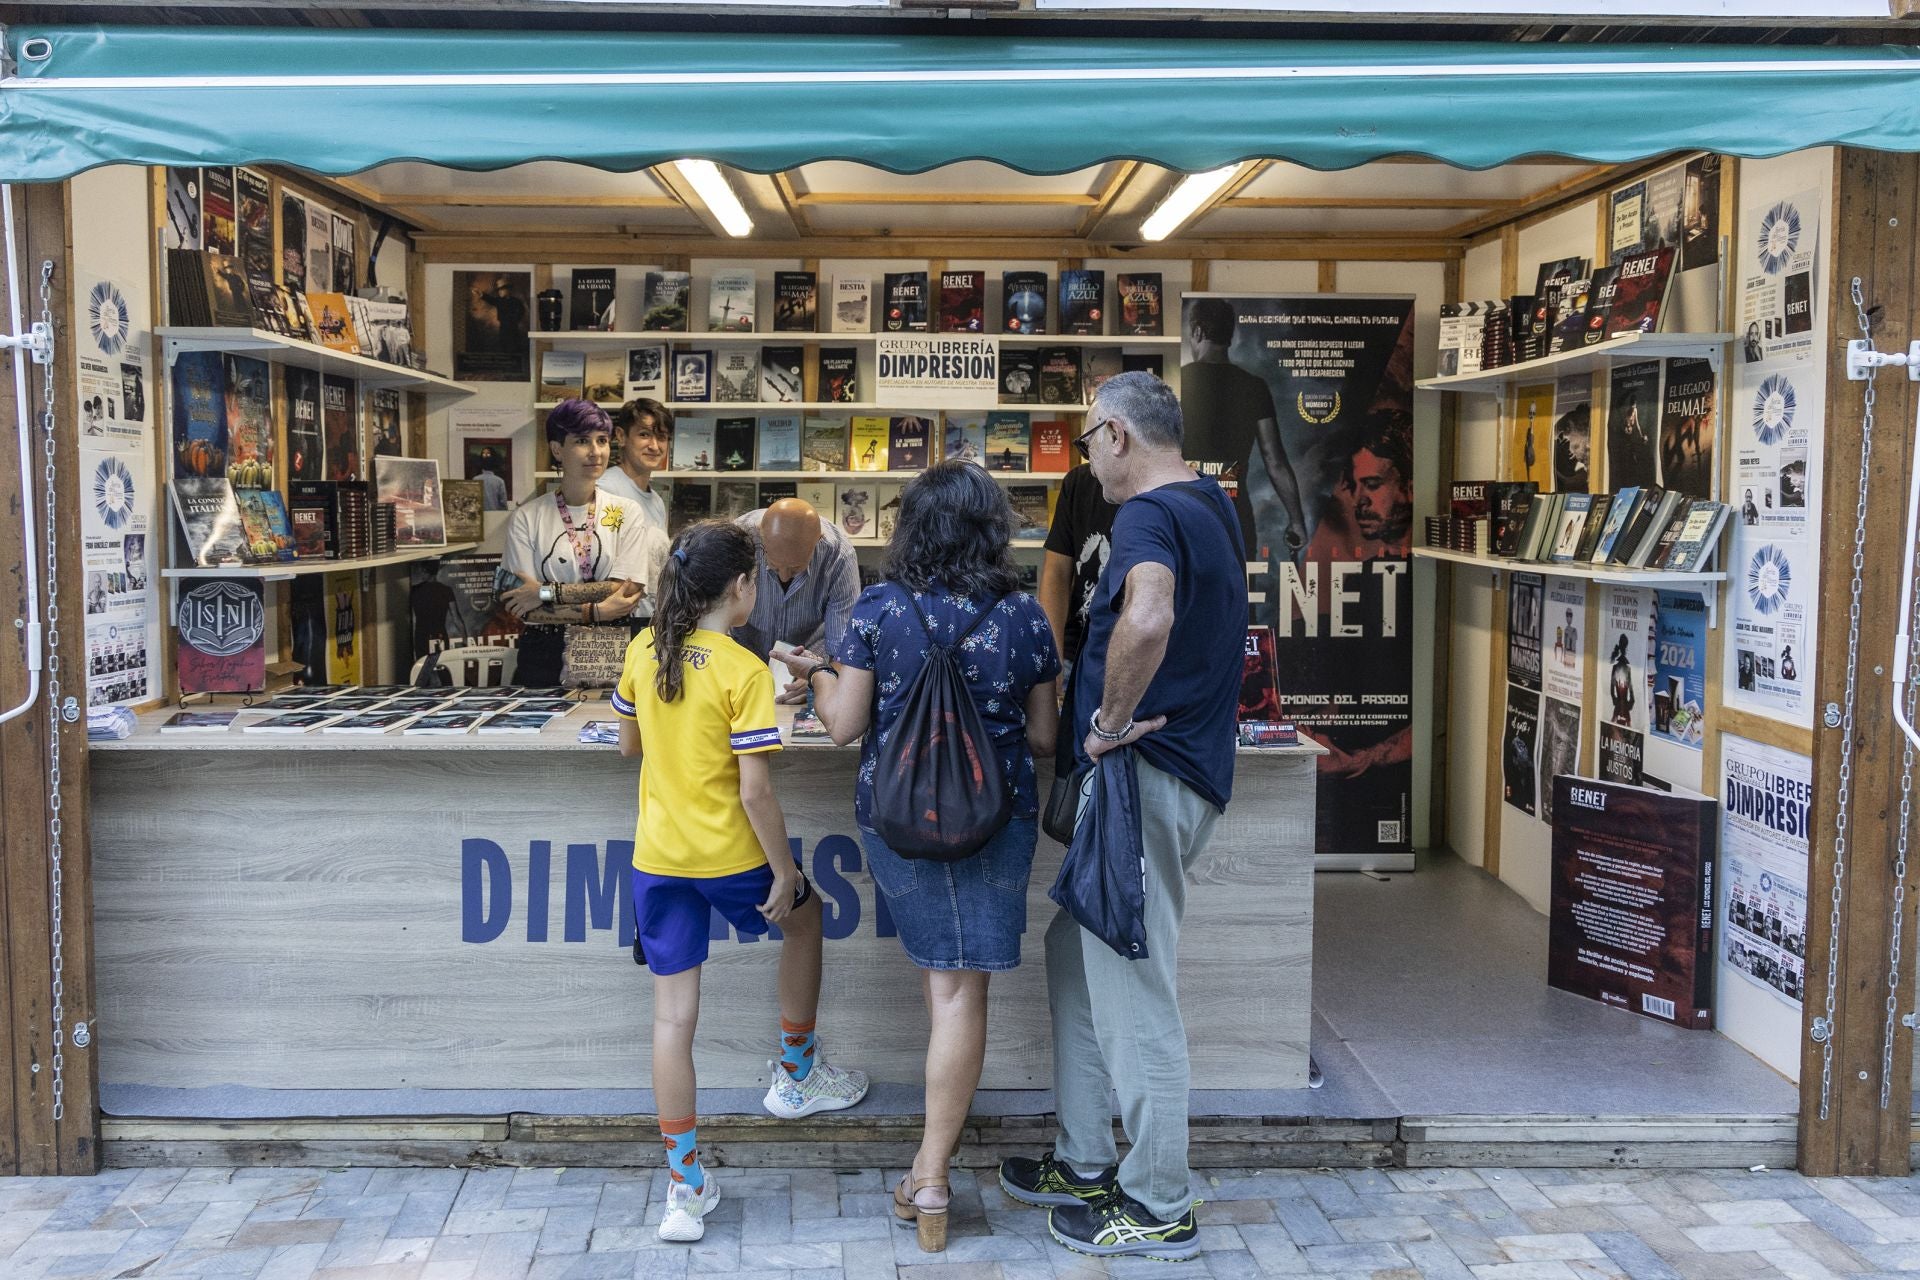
[762,1043,870,1119]
[657,1176,720,1243]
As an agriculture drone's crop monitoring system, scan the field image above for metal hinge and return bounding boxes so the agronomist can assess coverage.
[1812,1016,1833,1043]
[0,321,52,365]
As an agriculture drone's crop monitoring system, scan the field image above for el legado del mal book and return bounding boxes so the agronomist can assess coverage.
[1547,775,1718,1028]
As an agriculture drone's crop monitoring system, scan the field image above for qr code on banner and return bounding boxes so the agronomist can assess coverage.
[1377,820,1402,844]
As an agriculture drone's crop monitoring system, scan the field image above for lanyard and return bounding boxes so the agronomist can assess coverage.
[554,489,598,580]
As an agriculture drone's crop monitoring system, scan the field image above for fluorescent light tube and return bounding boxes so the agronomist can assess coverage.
[1139,164,1239,242]
[675,159,754,237]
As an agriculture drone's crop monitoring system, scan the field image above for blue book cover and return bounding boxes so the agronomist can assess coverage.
[1590,487,1640,563]
[171,350,229,480]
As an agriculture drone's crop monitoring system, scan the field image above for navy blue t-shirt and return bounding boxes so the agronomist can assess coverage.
[1072,477,1247,810]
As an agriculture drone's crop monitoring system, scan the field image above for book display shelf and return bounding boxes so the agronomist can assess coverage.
[159,327,472,399]
[1416,330,1736,395]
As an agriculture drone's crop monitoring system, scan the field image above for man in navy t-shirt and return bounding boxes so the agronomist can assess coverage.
[998,371,1247,1261]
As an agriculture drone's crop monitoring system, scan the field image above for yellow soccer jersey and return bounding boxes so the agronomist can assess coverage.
[612,627,782,878]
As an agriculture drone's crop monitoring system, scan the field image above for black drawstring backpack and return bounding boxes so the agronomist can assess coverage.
[870,588,1012,862]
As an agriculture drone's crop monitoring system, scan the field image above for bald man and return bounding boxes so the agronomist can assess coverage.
[734,499,861,695]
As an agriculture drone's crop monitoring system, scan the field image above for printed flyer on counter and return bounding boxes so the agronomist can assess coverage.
[1720,736,1811,1011]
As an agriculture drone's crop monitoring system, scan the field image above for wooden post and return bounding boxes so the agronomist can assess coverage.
[1800,147,1920,1177]
[1,181,102,1176]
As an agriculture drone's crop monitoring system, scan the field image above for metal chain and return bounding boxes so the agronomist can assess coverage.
[1821,278,1877,1120]
[36,259,66,1123]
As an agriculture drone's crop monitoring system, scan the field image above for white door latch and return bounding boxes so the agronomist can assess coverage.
[0,320,51,365]
[1847,338,1920,382]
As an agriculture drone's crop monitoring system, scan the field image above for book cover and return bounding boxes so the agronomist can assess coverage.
[1574,493,1615,561]
[171,478,248,566]
[583,351,624,404]
[999,348,1039,404]
[1030,419,1073,474]
[1116,272,1163,336]
[887,415,930,471]
[235,166,274,287]
[801,417,847,471]
[538,350,586,401]
[817,347,858,403]
[203,166,237,254]
[1238,626,1281,724]
[477,711,562,735]
[882,271,929,332]
[1512,494,1553,562]
[713,348,759,402]
[624,345,667,399]
[938,271,986,334]
[1604,247,1678,338]
[757,480,799,507]
[1530,256,1589,357]
[1002,271,1048,335]
[1658,357,1716,499]
[442,478,484,542]
[569,267,616,330]
[374,455,447,548]
[348,297,413,367]
[322,375,358,482]
[233,485,295,562]
[830,276,872,333]
[331,213,354,298]
[838,482,879,541]
[671,417,715,471]
[403,710,486,736]
[760,346,805,404]
[1083,347,1124,402]
[171,350,229,480]
[1661,499,1729,572]
[875,481,904,542]
[1121,352,1165,379]
[1578,267,1618,347]
[1549,492,1592,561]
[1059,269,1106,335]
[985,412,1030,471]
[1628,490,1687,567]
[1449,481,1491,521]
[944,413,987,465]
[715,417,757,471]
[302,198,331,292]
[243,710,348,734]
[289,501,328,558]
[1006,483,1051,539]
[772,271,817,332]
[1610,487,1668,564]
[796,480,837,522]
[1546,278,1594,355]
[1490,482,1537,556]
[641,271,691,332]
[160,710,240,733]
[758,415,802,470]
[1590,488,1641,562]
[850,416,890,471]
[219,353,273,492]
[284,366,324,483]
[325,709,423,735]
[708,269,757,332]
[715,477,758,521]
[1549,775,1717,1028]
[668,480,713,533]
[306,291,359,353]
[175,577,267,693]
[288,480,338,559]
[1037,347,1084,406]
[164,249,240,328]
[670,350,711,403]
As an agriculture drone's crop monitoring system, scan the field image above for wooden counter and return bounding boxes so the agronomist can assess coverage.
[89,706,1321,1097]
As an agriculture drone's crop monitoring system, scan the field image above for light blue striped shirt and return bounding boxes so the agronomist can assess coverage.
[731,508,860,661]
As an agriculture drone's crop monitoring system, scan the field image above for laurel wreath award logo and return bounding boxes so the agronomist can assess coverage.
[91,455,135,530]
[87,279,130,357]
[1756,202,1802,275]
[1752,374,1796,447]
[1746,545,1793,617]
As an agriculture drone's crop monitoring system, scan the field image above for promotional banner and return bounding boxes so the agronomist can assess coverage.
[1182,294,1416,855]
[874,334,998,409]
[1720,736,1811,1010]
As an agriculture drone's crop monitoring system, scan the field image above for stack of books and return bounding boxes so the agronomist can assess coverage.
[1478,480,1728,573]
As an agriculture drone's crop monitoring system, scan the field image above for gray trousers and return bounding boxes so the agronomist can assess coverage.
[1045,755,1221,1221]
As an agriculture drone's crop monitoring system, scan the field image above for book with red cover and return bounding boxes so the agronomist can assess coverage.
[1603,247,1677,338]
[1449,480,1491,521]
[1029,419,1073,473]
[175,577,267,693]
[1238,626,1281,723]
[937,271,985,334]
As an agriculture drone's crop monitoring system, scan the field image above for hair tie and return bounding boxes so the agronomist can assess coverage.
[672,547,688,564]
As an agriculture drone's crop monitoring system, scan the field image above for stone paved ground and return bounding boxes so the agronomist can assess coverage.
[6,1163,1920,1279]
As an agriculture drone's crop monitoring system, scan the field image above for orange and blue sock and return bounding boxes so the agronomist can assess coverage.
[779,1016,817,1082]
[660,1114,705,1192]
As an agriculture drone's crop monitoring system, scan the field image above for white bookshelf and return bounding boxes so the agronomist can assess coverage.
[535,401,1090,415]
[1416,330,1735,395]
[531,330,1176,348]
[535,469,1066,482]
[161,543,479,582]
[1413,545,1726,625]
[158,327,471,398]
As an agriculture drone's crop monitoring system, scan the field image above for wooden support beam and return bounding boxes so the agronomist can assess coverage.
[2,180,101,1176]
[770,171,811,238]
[374,194,680,210]
[1076,161,1141,241]
[794,192,1097,207]
[1224,196,1522,211]
[1800,146,1920,1178]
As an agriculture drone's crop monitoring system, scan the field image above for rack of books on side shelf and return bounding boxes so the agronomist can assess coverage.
[529,331,1180,347]
[160,544,480,581]
[158,327,471,398]
[1416,330,1736,394]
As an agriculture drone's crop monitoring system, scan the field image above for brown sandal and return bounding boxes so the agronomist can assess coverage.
[893,1171,951,1252]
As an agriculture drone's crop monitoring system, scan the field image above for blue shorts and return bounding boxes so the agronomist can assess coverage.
[631,862,811,977]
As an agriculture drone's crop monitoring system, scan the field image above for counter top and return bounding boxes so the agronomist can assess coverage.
[93,701,1327,757]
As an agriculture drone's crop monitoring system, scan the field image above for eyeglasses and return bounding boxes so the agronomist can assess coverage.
[1073,418,1112,461]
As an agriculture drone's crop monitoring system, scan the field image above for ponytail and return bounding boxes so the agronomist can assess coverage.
[651,520,758,702]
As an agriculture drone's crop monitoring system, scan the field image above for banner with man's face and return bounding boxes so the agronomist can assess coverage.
[1181,295,1416,857]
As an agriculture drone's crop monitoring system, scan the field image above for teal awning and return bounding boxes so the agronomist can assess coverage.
[8,26,1920,180]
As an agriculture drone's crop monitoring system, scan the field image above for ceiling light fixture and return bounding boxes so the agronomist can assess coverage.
[1139,164,1240,242]
[675,159,754,237]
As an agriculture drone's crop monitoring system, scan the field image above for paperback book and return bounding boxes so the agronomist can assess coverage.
[641,271,691,332]
[1006,483,1051,539]
[235,486,296,562]
[758,415,802,470]
[715,417,757,471]
[1059,269,1106,335]
[888,415,930,471]
[882,271,929,332]
[1030,419,1073,474]
[944,413,987,465]
[1083,347,1123,402]
[171,477,249,566]
[938,271,986,333]
[708,269,757,332]
[802,417,848,471]
[160,711,240,733]
[817,348,858,403]
[772,271,818,332]
[538,350,586,401]
[1605,247,1678,338]
[839,483,879,541]
[624,345,667,399]
[850,416,890,471]
[668,481,713,533]
[671,416,716,471]
[999,349,1039,404]
[1002,271,1047,334]
[284,367,324,483]
[715,477,758,521]
[830,276,872,333]
[713,348,759,402]
[583,351,624,404]
[1115,272,1163,336]
[760,346,805,403]
[1037,347,1084,406]
[985,412,1031,471]
[671,351,712,402]
[569,268,617,330]
[172,350,229,480]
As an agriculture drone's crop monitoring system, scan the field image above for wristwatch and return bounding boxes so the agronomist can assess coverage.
[537,584,556,605]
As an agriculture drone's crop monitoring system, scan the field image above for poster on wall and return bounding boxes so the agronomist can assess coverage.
[1551,374,1592,493]
[1502,686,1540,817]
[450,405,534,509]
[1508,381,1555,491]
[1597,586,1649,787]
[453,271,533,382]
[1651,590,1709,750]
[1739,187,1822,365]
[1507,572,1543,694]
[1543,579,1586,705]
[76,275,147,447]
[1720,736,1811,1011]
[1535,698,1584,829]
[1606,361,1661,491]
[1548,775,1717,1028]
[1181,294,1416,856]
[1658,357,1717,499]
[81,449,153,706]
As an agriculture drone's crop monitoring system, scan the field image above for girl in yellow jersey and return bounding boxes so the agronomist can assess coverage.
[612,519,869,1243]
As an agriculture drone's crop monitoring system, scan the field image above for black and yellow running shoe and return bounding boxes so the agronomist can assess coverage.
[997,1153,1117,1208]
[1047,1189,1200,1261]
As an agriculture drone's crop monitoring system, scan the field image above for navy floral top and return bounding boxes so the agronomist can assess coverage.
[834,582,1061,831]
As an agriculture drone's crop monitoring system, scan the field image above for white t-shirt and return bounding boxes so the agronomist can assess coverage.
[503,489,668,596]
[593,468,668,536]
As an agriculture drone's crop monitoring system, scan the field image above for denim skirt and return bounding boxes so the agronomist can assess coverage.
[859,817,1037,972]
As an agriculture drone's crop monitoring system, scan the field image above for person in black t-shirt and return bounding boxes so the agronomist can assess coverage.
[1039,464,1118,669]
